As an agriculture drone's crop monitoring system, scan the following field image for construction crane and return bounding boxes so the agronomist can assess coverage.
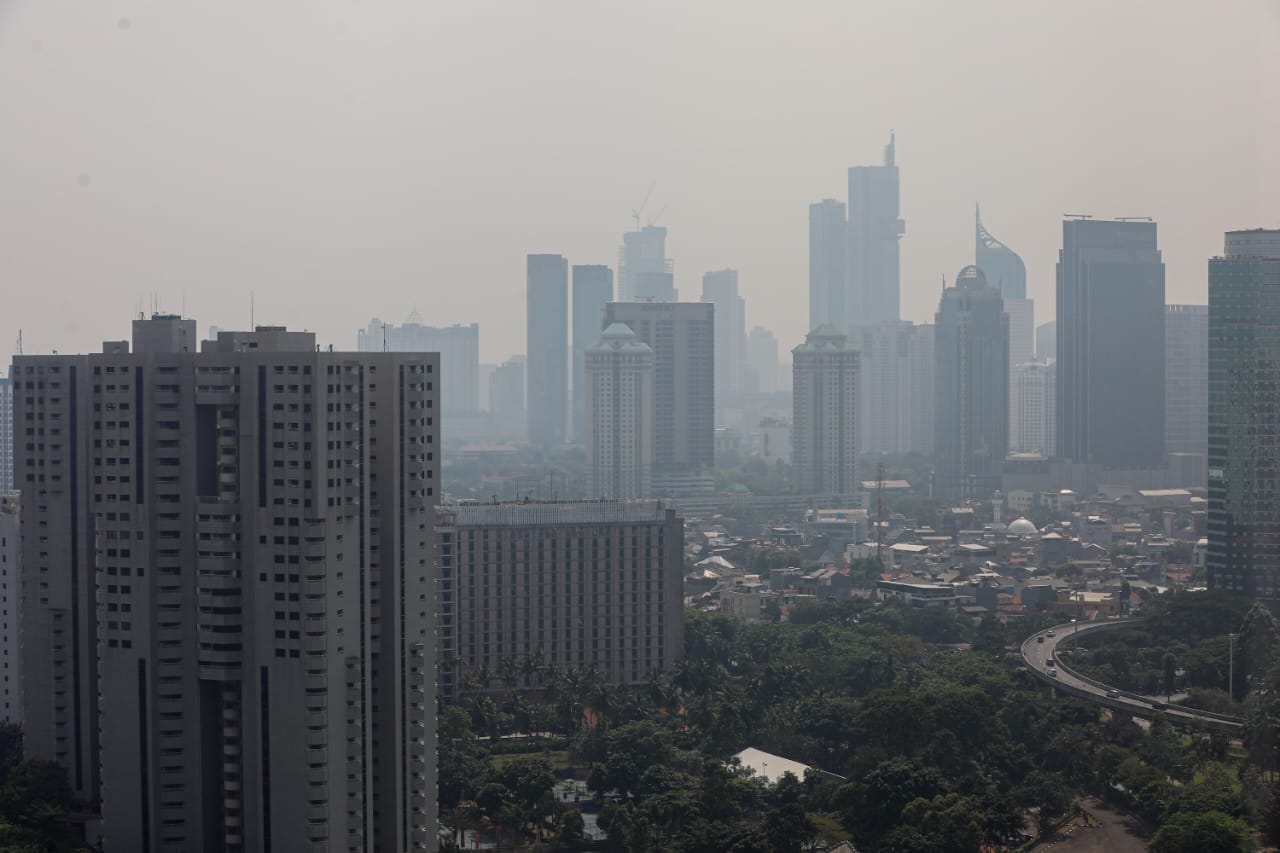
[631,180,656,232]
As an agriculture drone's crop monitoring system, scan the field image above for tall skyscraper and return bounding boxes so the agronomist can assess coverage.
[1057,219,1165,467]
[572,265,614,441]
[1166,304,1209,459]
[809,199,847,332]
[792,326,859,496]
[934,266,1009,501]
[358,317,480,414]
[619,225,672,302]
[0,492,19,724]
[434,500,684,700]
[851,321,932,456]
[908,324,936,454]
[746,326,781,393]
[527,254,569,446]
[847,133,905,326]
[0,374,12,492]
[1014,358,1056,457]
[975,206,1027,299]
[14,316,439,852]
[585,324,655,499]
[1208,230,1280,597]
[603,303,714,495]
[701,269,746,411]
[975,208,1032,453]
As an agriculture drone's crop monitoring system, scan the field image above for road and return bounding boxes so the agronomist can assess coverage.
[1029,798,1148,853]
[1021,620,1243,731]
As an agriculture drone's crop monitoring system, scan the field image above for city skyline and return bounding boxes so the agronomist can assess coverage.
[1,2,1276,366]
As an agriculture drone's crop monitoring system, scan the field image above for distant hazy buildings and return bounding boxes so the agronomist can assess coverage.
[746,326,781,393]
[935,266,1008,500]
[701,269,746,411]
[489,355,526,426]
[809,198,847,332]
[604,302,715,495]
[1057,219,1165,467]
[792,327,860,496]
[1036,321,1057,362]
[572,264,614,440]
[14,316,438,851]
[358,316,480,415]
[1166,304,1208,460]
[1014,358,1056,457]
[848,133,905,325]
[0,492,18,724]
[619,225,673,302]
[0,375,11,492]
[527,253,570,445]
[1208,229,1280,597]
[435,501,684,698]
[975,209,1032,456]
[585,324,655,499]
[852,321,935,456]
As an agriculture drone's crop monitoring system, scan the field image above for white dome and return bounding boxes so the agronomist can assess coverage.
[1007,517,1038,537]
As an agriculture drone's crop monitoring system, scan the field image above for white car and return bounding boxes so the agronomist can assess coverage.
[1046,630,1056,638]
[1048,668,1058,678]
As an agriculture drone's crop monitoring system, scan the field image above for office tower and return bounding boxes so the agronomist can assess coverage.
[572,265,614,441]
[603,303,714,495]
[847,133,906,326]
[489,356,526,421]
[0,492,18,723]
[1036,321,1057,362]
[526,254,569,446]
[792,326,859,496]
[585,325,655,499]
[0,374,11,491]
[1166,304,1209,458]
[908,324,936,454]
[851,321,935,455]
[1208,229,1280,597]
[809,199,848,332]
[14,317,439,852]
[619,225,673,302]
[434,500,684,699]
[701,269,746,411]
[975,208,1032,453]
[358,317,480,415]
[747,326,780,394]
[1015,358,1056,457]
[934,266,1009,501]
[1057,219,1166,467]
[975,207,1027,299]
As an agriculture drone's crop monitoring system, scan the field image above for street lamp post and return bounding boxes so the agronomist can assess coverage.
[1072,618,1078,658]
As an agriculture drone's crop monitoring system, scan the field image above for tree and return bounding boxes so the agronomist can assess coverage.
[1163,653,1178,697]
[1148,810,1254,853]
[0,758,74,834]
[1016,771,1073,836]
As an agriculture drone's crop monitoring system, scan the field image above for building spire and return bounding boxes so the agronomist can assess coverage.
[884,130,896,167]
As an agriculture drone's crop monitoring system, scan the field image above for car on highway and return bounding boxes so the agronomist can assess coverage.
[1106,689,1119,698]
[1037,635,1045,643]
[1047,656,1055,667]
[1048,668,1058,678]
[1046,630,1056,637]
[1150,701,1167,710]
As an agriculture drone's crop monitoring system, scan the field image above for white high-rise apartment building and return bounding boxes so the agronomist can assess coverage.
[1015,358,1056,457]
[792,327,859,496]
[14,316,439,853]
[0,492,19,724]
[852,321,936,455]
[1004,298,1035,452]
[585,324,655,499]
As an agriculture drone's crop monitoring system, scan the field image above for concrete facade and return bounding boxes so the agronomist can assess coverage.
[1166,304,1208,460]
[585,325,654,499]
[847,133,905,326]
[13,317,438,852]
[571,265,614,442]
[0,493,19,723]
[358,318,480,415]
[435,501,684,699]
[792,327,859,497]
[808,198,847,333]
[527,254,569,446]
[0,376,12,492]
[701,269,746,412]
[603,302,714,496]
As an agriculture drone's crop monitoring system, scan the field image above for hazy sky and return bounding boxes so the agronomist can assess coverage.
[2,1,1278,364]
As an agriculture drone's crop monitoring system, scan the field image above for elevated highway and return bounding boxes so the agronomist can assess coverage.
[1021,619,1244,733]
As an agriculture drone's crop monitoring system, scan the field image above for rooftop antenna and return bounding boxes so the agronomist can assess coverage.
[1116,216,1153,221]
[1064,214,1093,220]
[15,330,21,356]
[251,291,255,329]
